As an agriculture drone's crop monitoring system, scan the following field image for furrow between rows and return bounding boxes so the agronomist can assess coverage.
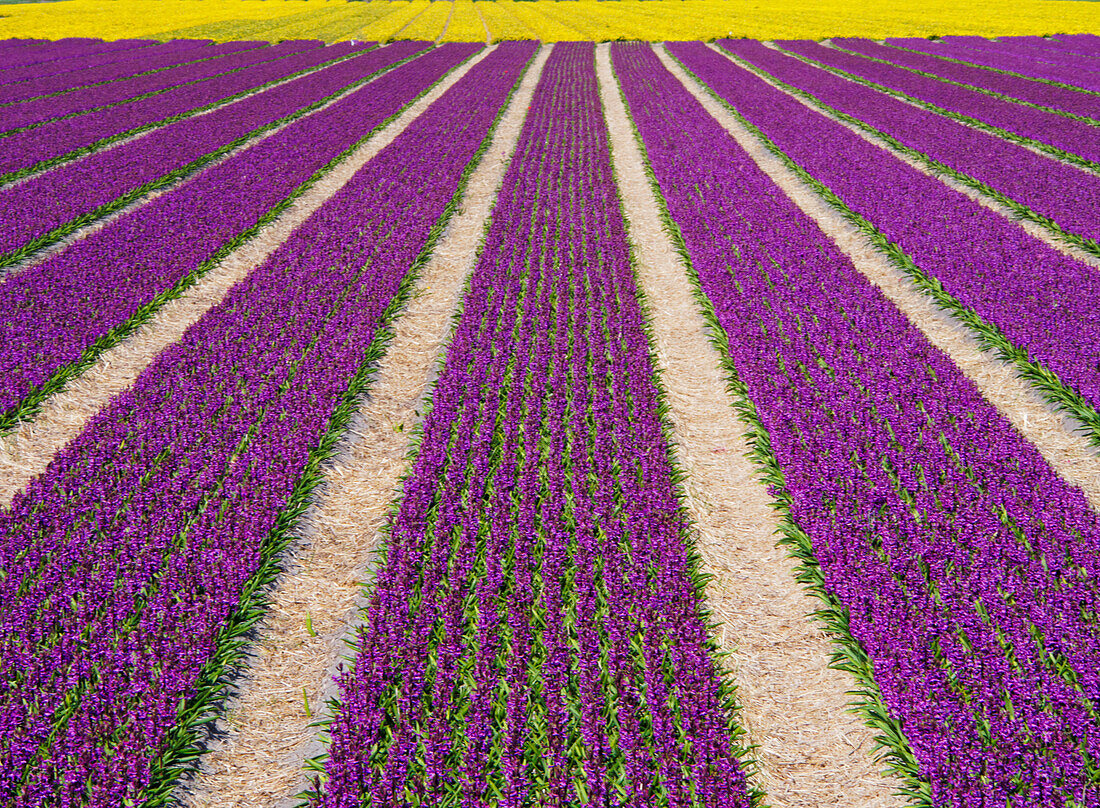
[598,42,903,808]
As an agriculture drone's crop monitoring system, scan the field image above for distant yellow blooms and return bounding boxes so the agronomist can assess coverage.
[397,1,449,40]
[0,0,1098,44]
[476,2,535,41]
[446,0,488,42]
[359,2,430,42]
[492,0,1100,41]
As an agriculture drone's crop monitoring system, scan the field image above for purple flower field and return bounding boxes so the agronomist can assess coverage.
[0,32,1099,808]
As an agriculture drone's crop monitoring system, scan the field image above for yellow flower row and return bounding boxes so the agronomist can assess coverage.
[0,0,1098,44]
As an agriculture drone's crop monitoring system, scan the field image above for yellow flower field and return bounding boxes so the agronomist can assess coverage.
[1,0,1098,43]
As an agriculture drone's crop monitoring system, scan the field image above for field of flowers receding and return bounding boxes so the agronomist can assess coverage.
[3,0,1100,43]
[2,32,1100,808]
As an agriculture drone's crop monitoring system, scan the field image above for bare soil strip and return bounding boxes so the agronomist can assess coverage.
[598,44,904,808]
[180,44,552,808]
[693,42,1100,509]
[392,2,431,41]
[436,1,455,45]
[0,46,497,511]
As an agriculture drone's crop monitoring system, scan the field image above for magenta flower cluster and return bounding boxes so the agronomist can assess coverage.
[672,41,1100,420]
[889,35,1100,91]
[0,41,451,417]
[0,40,307,134]
[780,40,1100,164]
[720,40,1100,249]
[0,37,148,72]
[0,39,379,177]
[0,39,255,107]
[829,38,1100,120]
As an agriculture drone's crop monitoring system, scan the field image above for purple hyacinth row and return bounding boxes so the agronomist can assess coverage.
[0,39,230,103]
[719,41,1100,248]
[827,38,1100,121]
[978,36,1084,57]
[0,39,317,133]
[0,38,149,71]
[0,40,531,806]
[778,40,1100,163]
[0,39,371,178]
[0,37,162,87]
[1045,34,1100,57]
[670,42,1100,429]
[616,41,1100,808]
[0,40,397,261]
[315,42,752,808]
[969,35,1100,64]
[887,36,1100,91]
[934,35,1100,74]
[0,41,449,416]
[0,39,47,51]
